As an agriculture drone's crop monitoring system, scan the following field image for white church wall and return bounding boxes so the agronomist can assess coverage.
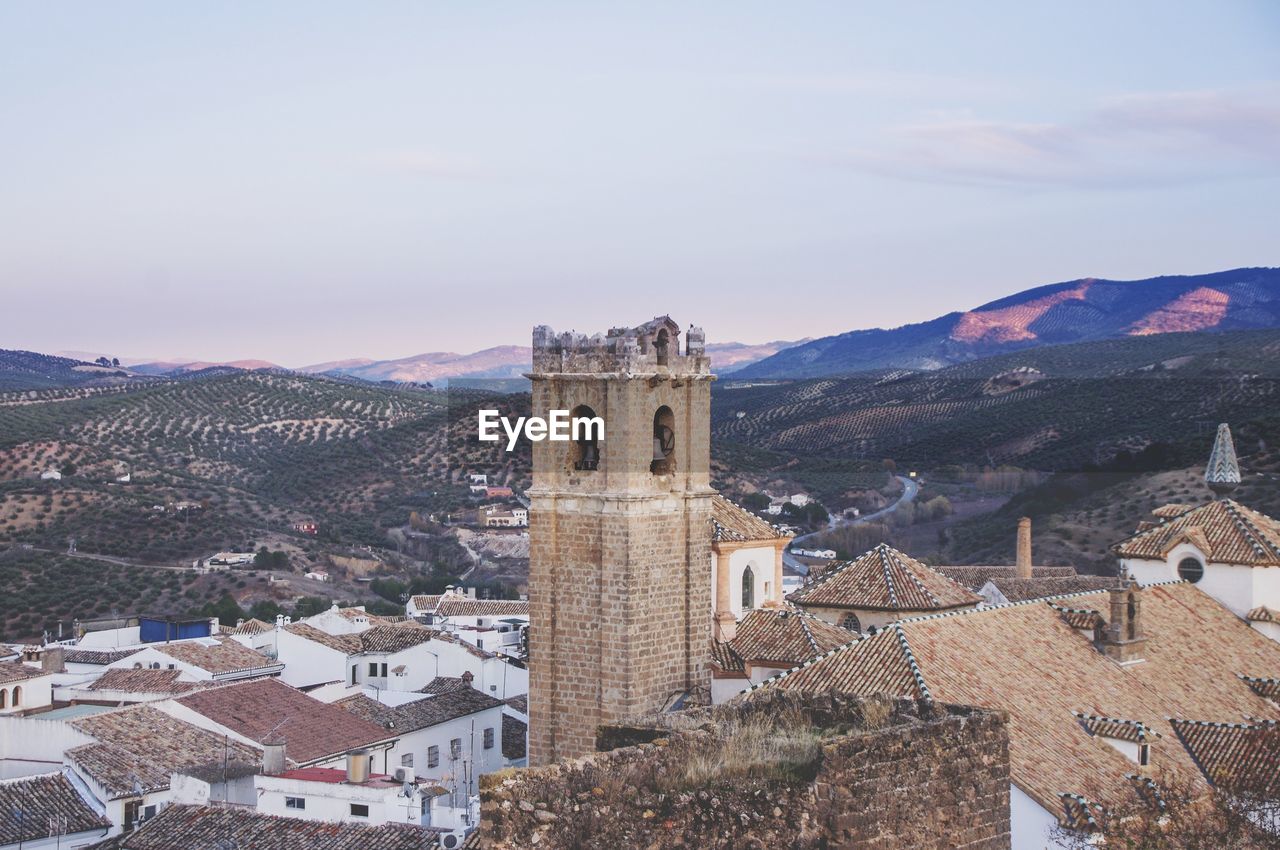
[1010,783,1066,850]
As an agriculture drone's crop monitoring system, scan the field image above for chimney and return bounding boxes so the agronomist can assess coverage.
[1095,579,1147,664]
[41,645,66,674]
[346,749,370,784]
[1016,517,1032,579]
[461,670,475,687]
[262,740,286,776]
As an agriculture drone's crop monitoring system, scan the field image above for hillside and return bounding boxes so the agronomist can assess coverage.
[0,371,530,564]
[0,349,147,391]
[714,328,1280,472]
[736,267,1280,379]
[302,339,804,383]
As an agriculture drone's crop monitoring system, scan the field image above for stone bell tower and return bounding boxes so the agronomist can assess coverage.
[526,316,715,764]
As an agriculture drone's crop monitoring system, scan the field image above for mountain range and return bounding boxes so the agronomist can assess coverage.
[734,267,1280,380]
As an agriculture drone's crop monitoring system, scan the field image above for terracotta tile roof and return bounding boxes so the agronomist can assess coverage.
[710,639,744,674]
[504,693,528,714]
[1050,603,1105,631]
[231,618,273,635]
[1112,499,1280,566]
[338,689,502,733]
[1169,718,1280,795]
[1152,503,1194,518]
[710,495,791,543]
[357,622,436,654]
[0,660,43,685]
[62,647,143,666]
[421,676,473,695]
[502,713,527,761]
[151,636,282,676]
[768,583,1280,823]
[790,544,982,612]
[936,565,1078,590]
[1073,712,1162,743]
[89,804,440,849]
[984,575,1116,603]
[715,608,855,671]
[284,622,362,654]
[176,678,394,765]
[87,668,203,694]
[69,705,262,798]
[434,597,528,618]
[768,625,928,700]
[1239,674,1280,701]
[0,772,111,843]
[409,594,442,610]
[335,607,389,625]
[1247,606,1279,623]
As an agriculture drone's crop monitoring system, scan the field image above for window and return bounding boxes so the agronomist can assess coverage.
[350,665,357,686]
[741,565,755,611]
[654,328,670,366]
[10,686,18,707]
[450,738,462,760]
[840,613,862,633]
[651,406,675,474]
[350,803,369,818]
[484,727,495,750]
[0,689,6,710]
[401,753,414,767]
[368,662,379,677]
[1139,743,1151,767]
[285,797,305,810]
[428,745,440,768]
[570,405,601,471]
[381,663,388,677]
[1177,557,1204,583]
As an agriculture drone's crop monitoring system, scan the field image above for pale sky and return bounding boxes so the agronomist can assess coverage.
[2,2,1278,366]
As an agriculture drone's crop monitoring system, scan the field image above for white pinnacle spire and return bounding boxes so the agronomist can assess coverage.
[1205,422,1241,496]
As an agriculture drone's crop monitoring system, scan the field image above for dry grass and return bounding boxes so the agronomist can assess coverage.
[672,704,825,788]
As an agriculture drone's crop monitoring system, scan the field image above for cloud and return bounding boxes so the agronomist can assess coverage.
[830,84,1280,190]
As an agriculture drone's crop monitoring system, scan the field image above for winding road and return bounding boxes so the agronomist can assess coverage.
[783,474,919,574]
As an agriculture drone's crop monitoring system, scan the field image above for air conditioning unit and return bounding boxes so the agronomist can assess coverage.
[393,766,412,782]
[440,829,471,849]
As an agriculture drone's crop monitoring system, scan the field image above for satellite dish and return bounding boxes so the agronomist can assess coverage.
[402,781,414,797]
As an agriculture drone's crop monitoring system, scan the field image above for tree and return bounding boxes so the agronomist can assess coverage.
[740,492,770,511]
[111,357,119,367]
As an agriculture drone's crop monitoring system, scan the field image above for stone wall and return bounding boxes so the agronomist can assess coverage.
[480,691,1011,849]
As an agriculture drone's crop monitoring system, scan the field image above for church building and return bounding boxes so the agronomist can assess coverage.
[1114,423,1280,641]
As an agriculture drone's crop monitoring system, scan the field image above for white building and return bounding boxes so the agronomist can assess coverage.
[336,682,506,804]
[0,663,53,716]
[1115,425,1280,642]
[102,635,283,683]
[40,468,62,481]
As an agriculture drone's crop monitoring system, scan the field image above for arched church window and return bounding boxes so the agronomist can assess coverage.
[654,329,670,366]
[1176,557,1204,583]
[10,686,18,707]
[569,405,600,471]
[1126,594,1137,640]
[0,688,6,709]
[651,406,675,474]
[741,565,755,610]
[840,613,862,633]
